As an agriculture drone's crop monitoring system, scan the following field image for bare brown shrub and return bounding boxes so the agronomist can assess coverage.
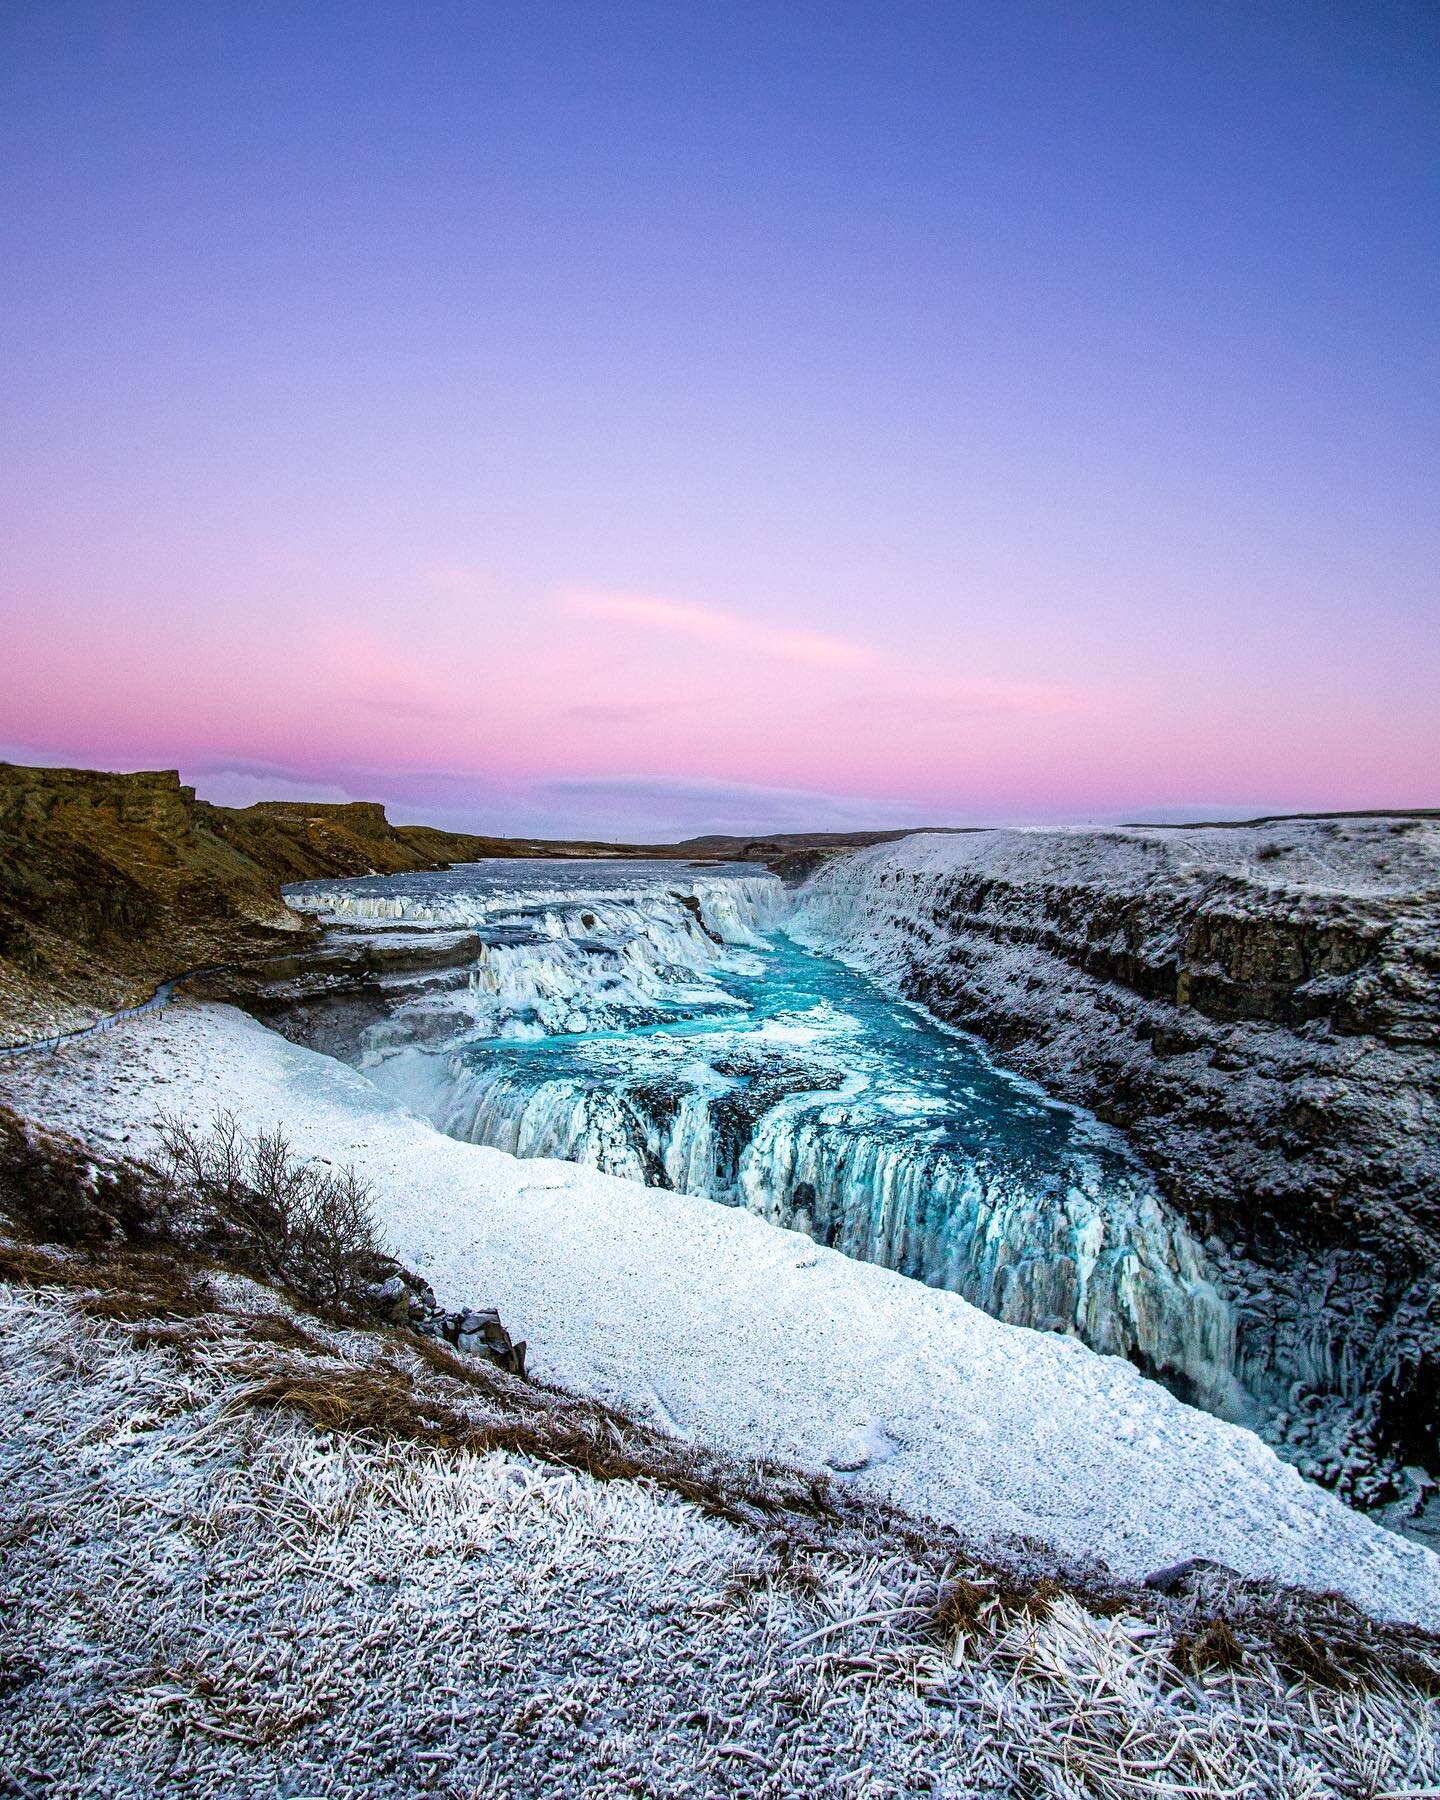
[157,1110,380,1313]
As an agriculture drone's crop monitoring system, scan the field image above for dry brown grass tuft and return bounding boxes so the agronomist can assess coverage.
[1173,1615,1245,1675]
[1219,1582,1440,1698]
[235,1311,326,1351]
[406,1322,849,1533]
[932,1576,991,1636]
[1271,1627,1360,1690]
[402,1325,500,1386]
[241,1366,447,1441]
[0,1238,211,1321]
[0,1241,71,1286]
[78,1287,203,1323]
[930,1572,1065,1641]
[1257,1612,1440,1697]
[237,1352,840,1540]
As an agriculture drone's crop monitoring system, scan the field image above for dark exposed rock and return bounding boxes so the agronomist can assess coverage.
[1143,1557,1240,1595]
[363,1265,527,1375]
[672,892,725,944]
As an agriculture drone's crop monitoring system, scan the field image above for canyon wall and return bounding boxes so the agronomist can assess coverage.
[794,819,1440,1510]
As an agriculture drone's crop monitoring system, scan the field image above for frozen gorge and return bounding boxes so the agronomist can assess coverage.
[285,860,1242,1419]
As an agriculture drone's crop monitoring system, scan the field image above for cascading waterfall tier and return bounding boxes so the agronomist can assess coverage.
[291,862,785,1041]
[287,858,1242,1417]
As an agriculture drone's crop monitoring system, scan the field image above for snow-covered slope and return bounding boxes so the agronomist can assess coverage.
[9,1278,1435,1799]
[4,999,1437,1628]
[792,820,1440,1515]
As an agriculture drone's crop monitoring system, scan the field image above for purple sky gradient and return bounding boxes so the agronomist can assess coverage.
[2,2,1436,837]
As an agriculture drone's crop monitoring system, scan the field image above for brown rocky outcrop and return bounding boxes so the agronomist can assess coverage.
[0,765,511,1039]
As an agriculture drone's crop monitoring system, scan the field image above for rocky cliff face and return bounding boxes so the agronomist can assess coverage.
[795,819,1440,1523]
[0,765,533,1040]
[201,798,501,884]
[0,765,301,1038]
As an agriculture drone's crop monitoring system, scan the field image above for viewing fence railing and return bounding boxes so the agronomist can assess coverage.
[0,968,228,1061]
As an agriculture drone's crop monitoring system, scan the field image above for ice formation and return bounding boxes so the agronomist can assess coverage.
[288,861,1242,1415]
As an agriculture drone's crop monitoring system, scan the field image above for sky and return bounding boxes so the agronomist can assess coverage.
[2,1,1437,838]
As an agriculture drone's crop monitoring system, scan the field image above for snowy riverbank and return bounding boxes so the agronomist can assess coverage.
[4,998,1438,1629]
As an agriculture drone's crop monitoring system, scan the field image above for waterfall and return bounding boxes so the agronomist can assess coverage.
[291,859,1244,1419]
[289,870,788,1040]
[393,1047,1239,1413]
[735,1106,1237,1410]
[290,870,787,938]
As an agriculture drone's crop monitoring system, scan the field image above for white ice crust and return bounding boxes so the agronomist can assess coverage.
[795,816,1440,901]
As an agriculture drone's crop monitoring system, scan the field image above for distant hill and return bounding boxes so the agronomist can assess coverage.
[204,798,673,882]
[671,827,931,882]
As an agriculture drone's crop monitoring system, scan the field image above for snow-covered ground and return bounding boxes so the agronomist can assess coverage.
[792,816,1440,899]
[4,998,1439,1630]
[9,1277,1436,1799]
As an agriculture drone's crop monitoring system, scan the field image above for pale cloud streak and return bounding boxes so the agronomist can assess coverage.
[565,700,670,724]
[555,585,1089,719]
[537,773,927,835]
[835,681,1088,720]
[558,588,875,671]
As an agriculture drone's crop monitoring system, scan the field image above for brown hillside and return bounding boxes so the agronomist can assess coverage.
[0,766,528,1040]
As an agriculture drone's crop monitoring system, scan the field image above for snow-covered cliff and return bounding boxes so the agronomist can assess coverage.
[793,818,1440,1517]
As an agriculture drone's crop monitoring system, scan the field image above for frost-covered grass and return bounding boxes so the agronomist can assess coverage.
[2,1258,1438,1800]
[4,1001,1440,1630]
